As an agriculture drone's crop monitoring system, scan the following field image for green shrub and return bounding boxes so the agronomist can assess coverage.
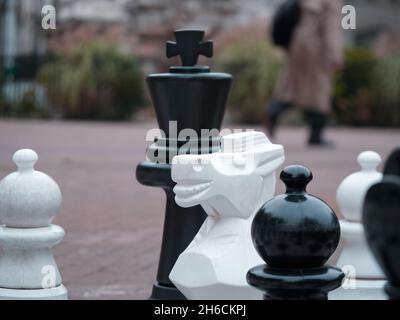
[333,47,400,127]
[216,40,284,123]
[0,94,47,118]
[0,56,46,118]
[371,55,400,126]
[38,41,145,120]
[333,47,378,126]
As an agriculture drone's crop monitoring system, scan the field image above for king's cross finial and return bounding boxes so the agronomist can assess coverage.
[166,30,213,67]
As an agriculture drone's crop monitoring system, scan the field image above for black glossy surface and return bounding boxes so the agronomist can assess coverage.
[252,165,340,268]
[385,283,400,300]
[166,30,213,67]
[150,30,231,137]
[363,146,400,300]
[136,162,174,188]
[147,73,231,137]
[136,30,231,300]
[247,265,344,300]
[383,146,400,176]
[248,165,342,300]
[150,282,186,300]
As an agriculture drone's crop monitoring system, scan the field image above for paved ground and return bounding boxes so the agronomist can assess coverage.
[0,119,398,299]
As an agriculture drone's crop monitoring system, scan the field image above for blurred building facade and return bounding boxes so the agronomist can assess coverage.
[48,0,277,72]
[48,0,400,70]
[1,0,50,73]
[2,0,400,73]
[346,0,400,56]
[1,0,54,107]
[1,0,400,114]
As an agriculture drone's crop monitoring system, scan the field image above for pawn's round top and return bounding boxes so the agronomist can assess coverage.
[252,165,340,269]
[13,149,38,172]
[0,149,61,228]
[357,151,382,171]
[337,151,382,222]
[280,165,312,192]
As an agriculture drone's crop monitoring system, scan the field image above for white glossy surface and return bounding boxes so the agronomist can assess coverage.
[0,149,61,228]
[334,151,384,281]
[0,225,64,289]
[336,151,382,222]
[0,285,68,300]
[335,221,384,278]
[330,280,386,300]
[0,149,67,300]
[170,131,285,300]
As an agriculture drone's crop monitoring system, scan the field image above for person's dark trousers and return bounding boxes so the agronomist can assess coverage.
[265,99,292,137]
[303,110,329,145]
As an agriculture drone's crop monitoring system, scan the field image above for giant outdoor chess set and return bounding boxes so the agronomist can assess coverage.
[0,30,399,300]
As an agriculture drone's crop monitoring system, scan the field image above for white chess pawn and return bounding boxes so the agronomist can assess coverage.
[330,151,385,300]
[169,131,285,300]
[0,149,67,300]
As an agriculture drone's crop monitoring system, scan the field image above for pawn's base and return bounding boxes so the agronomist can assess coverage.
[247,265,344,300]
[150,282,186,300]
[0,285,68,300]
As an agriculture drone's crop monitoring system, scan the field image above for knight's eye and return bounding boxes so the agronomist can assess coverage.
[233,155,246,168]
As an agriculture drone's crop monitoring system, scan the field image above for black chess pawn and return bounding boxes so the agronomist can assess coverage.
[247,165,344,300]
[136,30,232,299]
[363,147,400,300]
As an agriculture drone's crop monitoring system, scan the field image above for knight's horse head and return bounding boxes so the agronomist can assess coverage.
[172,131,285,219]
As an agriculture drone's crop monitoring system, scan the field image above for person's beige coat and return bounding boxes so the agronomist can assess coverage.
[274,0,344,114]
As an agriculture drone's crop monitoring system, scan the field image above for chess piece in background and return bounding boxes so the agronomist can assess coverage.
[330,151,385,300]
[247,165,344,300]
[136,30,232,299]
[363,147,400,300]
[0,149,67,300]
[170,131,284,299]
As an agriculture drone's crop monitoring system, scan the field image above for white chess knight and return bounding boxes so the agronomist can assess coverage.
[0,149,67,300]
[169,131,285,300]
[330,151,385,300]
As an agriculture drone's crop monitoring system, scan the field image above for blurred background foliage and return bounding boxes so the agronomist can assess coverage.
[216,39,399,127]
[1,0,399,126]
[216,40,284,123]
[2,39,399,126]
[333,48,400,127]
[0,87,47,118]
[0,37,400,127]
[37,42,145,121]
[0,54,50,118]
[372,54,400,126]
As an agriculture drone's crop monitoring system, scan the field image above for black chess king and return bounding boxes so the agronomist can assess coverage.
[136,30,232,299]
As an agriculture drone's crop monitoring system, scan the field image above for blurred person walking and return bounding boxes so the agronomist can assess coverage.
[266,0,344,146]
